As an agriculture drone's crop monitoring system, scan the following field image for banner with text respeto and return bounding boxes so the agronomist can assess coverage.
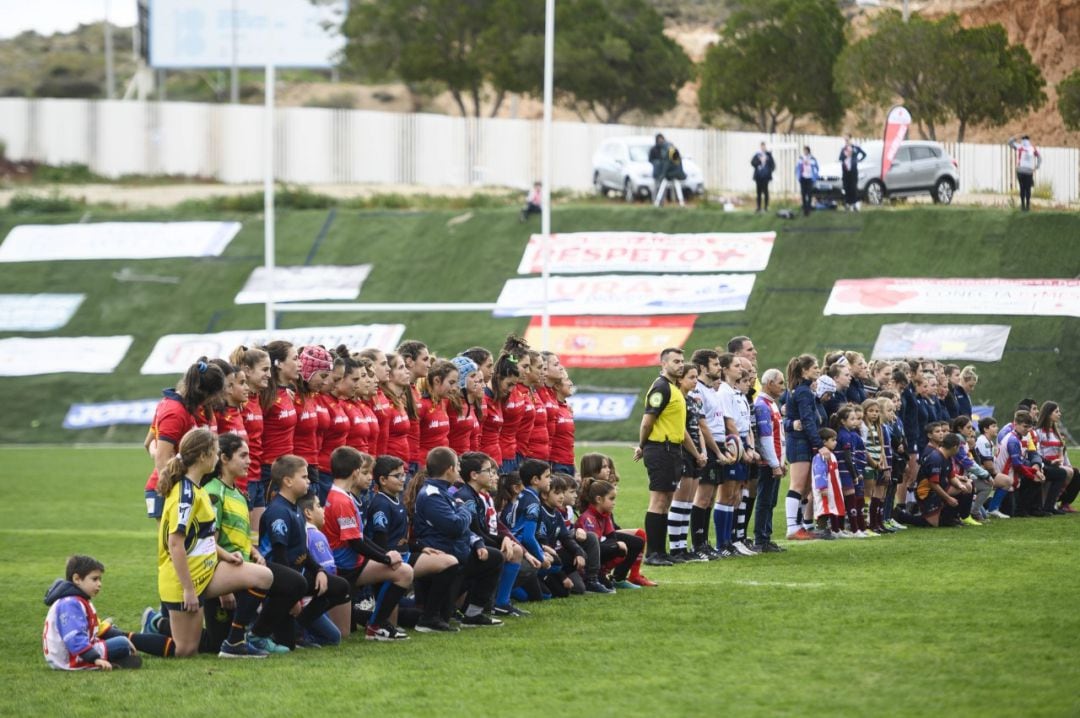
[517,231,775,274]
[881,105,911,179]
[494,274,755,317]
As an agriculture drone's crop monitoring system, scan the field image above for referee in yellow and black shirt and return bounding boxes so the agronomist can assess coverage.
[633,347,686,566]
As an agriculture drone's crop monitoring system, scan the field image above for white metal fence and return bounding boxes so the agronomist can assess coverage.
[1,97,1077,202]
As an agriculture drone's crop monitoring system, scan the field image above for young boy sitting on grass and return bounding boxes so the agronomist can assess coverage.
[43,555,172,670]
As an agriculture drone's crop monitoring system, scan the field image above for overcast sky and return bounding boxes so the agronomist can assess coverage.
[2,1,137,39]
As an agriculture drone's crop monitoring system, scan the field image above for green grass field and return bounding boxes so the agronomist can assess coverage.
[0,203,1077,444]
[3,444,1079,717]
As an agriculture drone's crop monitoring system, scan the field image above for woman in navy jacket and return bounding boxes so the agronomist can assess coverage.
[839,136,866,210]
[782,354,824,540]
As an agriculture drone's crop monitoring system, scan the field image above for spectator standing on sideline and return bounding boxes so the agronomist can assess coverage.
[633,348,687,566]
[839,136,866,212]
[795,146,819,217]
[650,134,686,207]
[1007,135,1041,211]
[751,142,776,213]
[520,181,543,222]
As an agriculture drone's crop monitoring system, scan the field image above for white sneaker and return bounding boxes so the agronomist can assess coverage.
[886,519,907,530]
[852,530,869,538]
[835,530,854,538]
[989,510,1011,520]
[731,540,757,557]
[862,529,880,537]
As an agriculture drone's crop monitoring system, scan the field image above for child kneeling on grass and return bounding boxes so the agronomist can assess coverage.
[44,555,172,670]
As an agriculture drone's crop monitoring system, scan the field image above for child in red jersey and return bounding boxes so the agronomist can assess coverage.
[576,478,647,590]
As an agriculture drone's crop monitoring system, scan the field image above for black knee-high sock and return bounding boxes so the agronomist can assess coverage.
[645,511,668,555]
[743,497,756,540]
[847,499,860,532]
[129,632,175,657]
[689,505,709,547]
[226,588,266,643]
[373,583,406,627]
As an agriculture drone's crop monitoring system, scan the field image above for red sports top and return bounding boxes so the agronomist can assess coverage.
[524,388,549,461]
[241,395,263,492]
[369,388,392,456]
[406,385,422,464]
[323,484,365,571]
[346,398,379,455]
[384,403,412,464]
[499,384,530,462]
[292,393,321,466]
[549,400,575,467]
[448,401,481,456]
[418,395,451,456]
[541,386,559,446]
[317,394,351,475]
[261,387,298,466]
[576,505,616,539]
[479,390,504,465]
[514,385,537,460]
[144,391,215,491]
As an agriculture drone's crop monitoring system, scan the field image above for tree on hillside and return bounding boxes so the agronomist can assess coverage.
[1059,69,1080,131]
[942,24,1045,141]
[341,0,544,117]
[836,11,955,140]
[837,12,1046,142]
[554,0,693,123]
[698,0,846,133]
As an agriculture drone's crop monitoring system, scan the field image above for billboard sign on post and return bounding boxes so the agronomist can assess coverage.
[148,0,346,69]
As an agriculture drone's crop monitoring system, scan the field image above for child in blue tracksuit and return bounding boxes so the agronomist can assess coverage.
[413,447,503,629]
[511,459,558,599]
[43,555,171,670]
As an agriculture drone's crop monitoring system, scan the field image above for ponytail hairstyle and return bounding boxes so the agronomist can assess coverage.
[495,471,523,512]
[383,351,417,419]
[157,428,217,497]
[524,349,542,389]
[229,345,269,373]
[578,477,615,515]
[425,359,458,401]
[175,357,226,417]
[578,452,608,481]
[214,432,248,484]
[402,468,428,518]
[396,340,428,382]
[260,340,295,412]
[490,351,522,403]
[462,346,492,369]
[830,404,857,431]
[787,353,817,389]
[372,454,406,490]
[959,365,978,387]
[207,358,238,412]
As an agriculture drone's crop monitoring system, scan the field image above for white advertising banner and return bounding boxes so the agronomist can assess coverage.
[0,222,241,262]
[517,231,775,274]
[823,278,1080,317]
[494,274,755,317]
[149,0,346,69]
[0,336,132,376]
[0,294,84,331]
[234,265,373,304]
[872,323,1012,362]
[140,324,406,375]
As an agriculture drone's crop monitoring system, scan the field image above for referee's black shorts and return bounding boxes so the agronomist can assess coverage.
[643,441,682,493]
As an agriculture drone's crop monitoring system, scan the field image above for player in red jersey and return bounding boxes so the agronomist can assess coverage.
[498,336,533,473]
[347,358,380,454]
[540,351,564,458]
[522,350,550,462]
[381,353,415,466]
[317,352,356,492]
[253,340,300,527]
[143,358,225,519]
[396,340,431,473]
[357,348,392,455]
[212,358,249,455]
[229,346,271,497]
[418,360,458,456]
[293,346,334,502]
[448,356,482,455]
[549,376,576,476]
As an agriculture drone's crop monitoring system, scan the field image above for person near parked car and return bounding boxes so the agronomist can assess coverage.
[1007,135,1041,212]
[795,146,819,217]
[751,142,776,213]
[650,134,687,207]
[839,136,866,212]
[520,181,542,222]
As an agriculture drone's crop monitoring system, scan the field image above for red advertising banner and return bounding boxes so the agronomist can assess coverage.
[524,315,697,368]
[881,105,911,178]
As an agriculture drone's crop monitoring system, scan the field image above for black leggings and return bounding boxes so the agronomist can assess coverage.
[939,491,973,525]
[599,532,644,580]
[1017,172,1034,209]
[755,179,770,210]
[842,170,859,205]
[799,178,814,215]
[1042,464,1071,510]
[457,549,503,610]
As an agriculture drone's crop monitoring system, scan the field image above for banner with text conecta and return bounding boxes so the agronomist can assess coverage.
[517,231,775,275]
[524,315,697,368]
[823,278,1080,318]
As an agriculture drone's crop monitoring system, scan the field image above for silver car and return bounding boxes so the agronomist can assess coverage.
[592,136,706,202]
[815,140,960,205]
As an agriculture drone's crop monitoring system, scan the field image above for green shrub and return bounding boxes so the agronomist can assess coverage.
[31,163,105,184]
[1033,182,1054,201]
[7,191,85,213]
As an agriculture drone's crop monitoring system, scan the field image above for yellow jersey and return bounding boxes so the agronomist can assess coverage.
[158,477,218,604]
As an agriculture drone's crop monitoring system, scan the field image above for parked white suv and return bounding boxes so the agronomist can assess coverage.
[815,140,960,205]
[592,136,706,202]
